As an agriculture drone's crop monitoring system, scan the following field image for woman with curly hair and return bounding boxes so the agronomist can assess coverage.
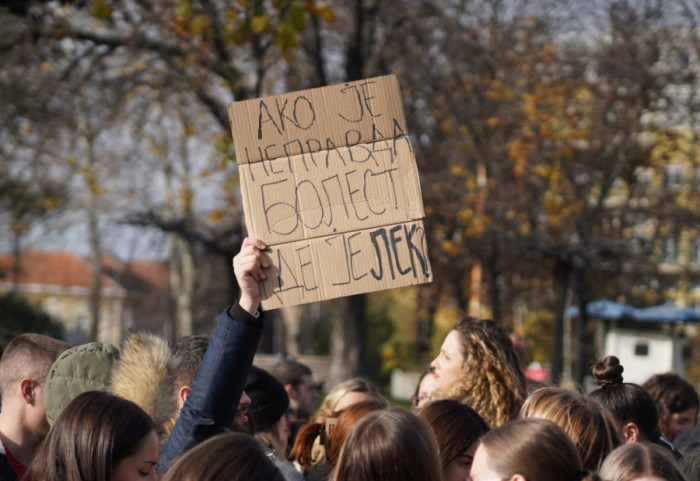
[430,316,527,427]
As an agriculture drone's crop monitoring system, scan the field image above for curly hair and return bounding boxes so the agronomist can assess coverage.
[441,317,526,427]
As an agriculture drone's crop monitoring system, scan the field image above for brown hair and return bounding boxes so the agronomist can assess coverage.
[0,333,69,395]
[442,317,526,427]
[520,387,621,471]
[161,432,285,481]
[292,399,388,470]
[478,418,602,481]
[420,399,489,469]
[643,372,699,442]
[589,356,659,442]
[28,391,156,481]
[332,407,442,481]
[599,442,687,481]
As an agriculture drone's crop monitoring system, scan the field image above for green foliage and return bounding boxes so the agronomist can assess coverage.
[365,297,395,388]
[517,309,555,364]
[0,293,64,338]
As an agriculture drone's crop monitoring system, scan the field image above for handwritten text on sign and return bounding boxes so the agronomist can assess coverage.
[229,75,432,309]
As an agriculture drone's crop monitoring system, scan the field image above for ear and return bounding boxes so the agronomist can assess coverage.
[178,386,190,409]
[19,379,36,405]
[622,422,640,443]
[284,384,295,399]
[511,474,527,481]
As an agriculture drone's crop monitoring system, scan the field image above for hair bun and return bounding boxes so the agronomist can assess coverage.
[592,356,624,387]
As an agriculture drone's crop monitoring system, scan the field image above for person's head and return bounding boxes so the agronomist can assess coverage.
[420,399,489,481]
[472,418,601,481]
[430,317,526,427]
[412,366,438,411]
[680,441,700,481]
[170,335,210,411]
[519,386,620,471]
[599,442,687,481]
[28,390,159,481]
[332,407,442,481]
[0,333,70,439]
[270,359,319,420]
[168,335,250,434]
[160,432,285,481]
[643,372,699,443]
[319,377,386,416]
[292,399,389,470]
[245,366,291,455]
[589,356,659,443]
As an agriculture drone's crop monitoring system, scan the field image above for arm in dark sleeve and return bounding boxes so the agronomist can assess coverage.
[158,301,263,472]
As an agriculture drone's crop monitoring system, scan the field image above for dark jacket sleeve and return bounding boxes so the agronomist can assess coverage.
[158,301,263,472]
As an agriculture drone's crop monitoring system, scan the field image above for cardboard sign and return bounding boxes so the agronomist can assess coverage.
[228,75,432,309]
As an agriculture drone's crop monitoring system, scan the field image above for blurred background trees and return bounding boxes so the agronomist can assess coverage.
[1,0,700,388]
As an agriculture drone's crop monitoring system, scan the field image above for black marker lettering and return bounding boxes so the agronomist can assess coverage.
[389,225,410,276]
[257,100,281,139]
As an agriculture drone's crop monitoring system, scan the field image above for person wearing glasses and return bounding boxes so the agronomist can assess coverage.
[411,366,438,411]
[470,418,602,481]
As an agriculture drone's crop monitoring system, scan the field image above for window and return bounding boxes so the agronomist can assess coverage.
[663,164,684,190]
[661,237,678,263]
[634,343,649,357]
[692,238,700,264]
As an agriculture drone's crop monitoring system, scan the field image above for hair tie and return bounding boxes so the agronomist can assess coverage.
[571,470,588,481]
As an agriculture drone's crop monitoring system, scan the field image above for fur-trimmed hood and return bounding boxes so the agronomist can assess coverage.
[109,331,177,430]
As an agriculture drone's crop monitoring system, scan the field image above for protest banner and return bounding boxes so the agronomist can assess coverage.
[228,74,432,309]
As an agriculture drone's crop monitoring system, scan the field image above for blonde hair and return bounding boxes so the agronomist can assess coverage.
[519,387,621,471]
[599,442,687,481]
[319,377,385,415]
[442,317,526,427]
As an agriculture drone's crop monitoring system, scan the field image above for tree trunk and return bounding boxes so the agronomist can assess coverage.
[326,294,366,388]
[280,304,303,357]
[77,118,102,343]
[574,269,591,386]
[169,235,195,338]
[551,259,573,386]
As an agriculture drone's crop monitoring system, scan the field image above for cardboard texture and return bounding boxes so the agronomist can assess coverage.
[229,75,432,309]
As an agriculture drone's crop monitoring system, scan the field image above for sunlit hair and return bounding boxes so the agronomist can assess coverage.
[332,407,442,481]
[318,377,386,415]
[161,432,285,481]
[478,418,602,481]
[441,317,527,427]
[599,442,688,481]
[520,386,621,471]
[291,399,388,470]
[589,356,659,442]
[419,399,489,469]
[643,372,699,442]
[28,391,156,481]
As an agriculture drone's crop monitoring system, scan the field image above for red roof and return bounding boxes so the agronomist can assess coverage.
[0,250,123,289]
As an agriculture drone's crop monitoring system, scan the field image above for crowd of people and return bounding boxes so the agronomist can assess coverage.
[0,236,699,481]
